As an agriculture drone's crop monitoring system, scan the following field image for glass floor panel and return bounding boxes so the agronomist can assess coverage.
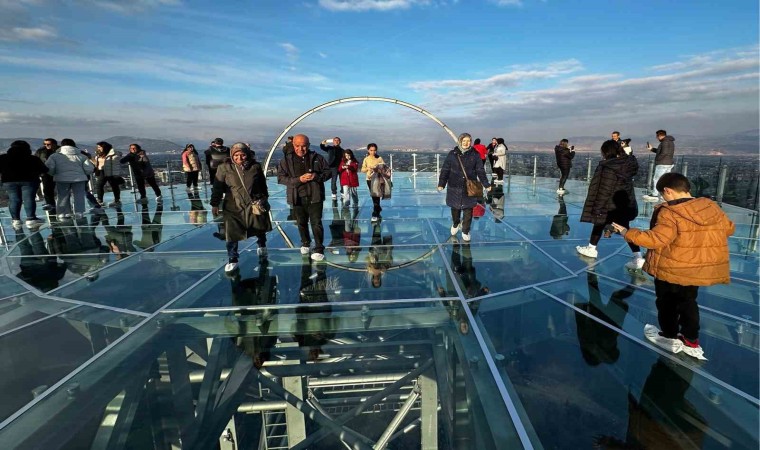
[168,245,457,310]
[51,252,228,313]
[0,304,141,424]
[471,288,759,449]
[539,272,760,398]
[0,302,521,450]
[0,171,756,449]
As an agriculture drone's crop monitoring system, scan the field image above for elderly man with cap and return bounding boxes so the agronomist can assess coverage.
[211,143,271,273]
[205,137,230,184]
[278,134,331,261]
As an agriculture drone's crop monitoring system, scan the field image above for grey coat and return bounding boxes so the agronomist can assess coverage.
[652,135,675,165]
[46,146,95,182]
[438,147,490,210]
[211,159,271,242]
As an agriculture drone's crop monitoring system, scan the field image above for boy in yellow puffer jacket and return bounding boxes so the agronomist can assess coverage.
[612,172,735,360]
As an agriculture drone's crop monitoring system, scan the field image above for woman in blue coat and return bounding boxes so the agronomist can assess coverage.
[437,133,491,242]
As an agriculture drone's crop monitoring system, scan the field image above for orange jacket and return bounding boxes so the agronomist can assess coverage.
[624,197,734,286]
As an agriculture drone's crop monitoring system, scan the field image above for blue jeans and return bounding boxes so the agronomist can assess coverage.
[5,181,39,220]
[55,181,87,215]
[651,164,674,195]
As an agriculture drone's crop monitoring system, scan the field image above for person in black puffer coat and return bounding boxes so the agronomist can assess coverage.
[554,139,575,195]
[0,140,49,227]
[577,140,641,265]
[205,137,231,184]
[35,138,58,210]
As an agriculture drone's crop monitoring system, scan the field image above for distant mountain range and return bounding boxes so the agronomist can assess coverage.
[1,130,757,156]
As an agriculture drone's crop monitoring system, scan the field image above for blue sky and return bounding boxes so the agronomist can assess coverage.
[0,0,757,150]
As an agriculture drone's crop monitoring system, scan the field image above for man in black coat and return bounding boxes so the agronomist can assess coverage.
[319,136,343,200]
[554,139,575,195]
[278,134,331,261]
[35,138,58,211]
[643,130,676,201]
[205,137,230,184]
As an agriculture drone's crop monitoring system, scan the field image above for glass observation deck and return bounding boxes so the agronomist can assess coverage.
[0,166,756,450]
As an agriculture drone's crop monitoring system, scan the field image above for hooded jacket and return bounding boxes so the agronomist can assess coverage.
[211,158,271,241]
[0,142,48,182]
[580,155,639,225]
[46,145,94,182]
[652,135,675,165]
[205,145,230,170]
[319,143,343,168]
[438,147,490,210]
[624,197,734,286]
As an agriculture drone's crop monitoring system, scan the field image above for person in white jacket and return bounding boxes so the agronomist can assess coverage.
[492,138,508,184]
[45,138,95,219]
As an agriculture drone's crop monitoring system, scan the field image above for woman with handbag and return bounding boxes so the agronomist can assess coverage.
[437,133,491,242]
[211,143,272,273]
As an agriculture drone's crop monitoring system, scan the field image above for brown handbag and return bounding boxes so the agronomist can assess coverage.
[456,153,484,197]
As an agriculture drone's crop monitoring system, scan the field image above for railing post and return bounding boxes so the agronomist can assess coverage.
[389,154,393,181]
[586,157,592,182]
[412,153,417,175]
[435,154,440,175]
[646,158,655,194]
[716,163,729,204]
[128,165,137,194]
[682,161,688,178]
[166,161,175,190]
[532,155,537,180]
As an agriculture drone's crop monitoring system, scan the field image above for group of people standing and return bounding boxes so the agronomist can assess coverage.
[0,138,163,228]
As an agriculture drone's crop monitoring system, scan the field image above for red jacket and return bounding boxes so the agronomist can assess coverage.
[338,160,359,187]
[473,144,487,160]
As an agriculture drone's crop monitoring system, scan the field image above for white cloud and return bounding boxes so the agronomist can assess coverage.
[0,111,120,126]
[187,104,234,110]
[0,26,57,41]
[489,0,522,6]
[318,52,328,58]
[279,42,299,61]
[83,0,182,14]
[318,0,431,12]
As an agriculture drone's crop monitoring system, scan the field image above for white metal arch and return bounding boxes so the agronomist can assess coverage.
[262,96,458,173]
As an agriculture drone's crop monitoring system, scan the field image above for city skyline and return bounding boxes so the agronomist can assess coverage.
[0,0,758,147]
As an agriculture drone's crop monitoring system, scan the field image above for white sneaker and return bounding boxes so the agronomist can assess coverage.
[156,196,163,202]
[11,220,22,230]
[556,188,566,195]
[461,232,471,242]
[25,218,44,227]
[643,324,683,354]
[257,247,268,256]
[371,216,379,223]
[311,252,325,262]
[224,261,238,272]
[576,245,598,258]
[642,194,659,202]
[625,257,645,270]
[450,224,460,236]
[331,194,337,200]
[300,246,310,255]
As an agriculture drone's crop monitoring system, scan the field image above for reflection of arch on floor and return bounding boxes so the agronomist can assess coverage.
[262,96,459,173]
[273,221,438,272]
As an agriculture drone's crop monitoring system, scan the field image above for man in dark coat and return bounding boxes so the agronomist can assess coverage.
[35,138,58,211]
[554,139,575,195]
[278,134,331,261]
[437,133,491,242]
[205,137,231,184]
[211,142,271,273]
[120,143,162,203]
[319,136,343,200]
[644,130,676,201]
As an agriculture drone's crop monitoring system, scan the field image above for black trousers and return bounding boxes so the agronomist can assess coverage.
[366,180,382,216]
[293,198,324,253]
[40,174,56,205]
[451,207,474,234]
[96,176,121,202]
[655,278,700,340]
[135,174,161,198]
[329,166,339,195]
[208,167,217,184]
[558,166,570,189]
[186,171,199,188]
[493,167,504,181]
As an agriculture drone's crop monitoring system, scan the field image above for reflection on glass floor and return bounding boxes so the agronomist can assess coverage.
[0,173,756,449]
